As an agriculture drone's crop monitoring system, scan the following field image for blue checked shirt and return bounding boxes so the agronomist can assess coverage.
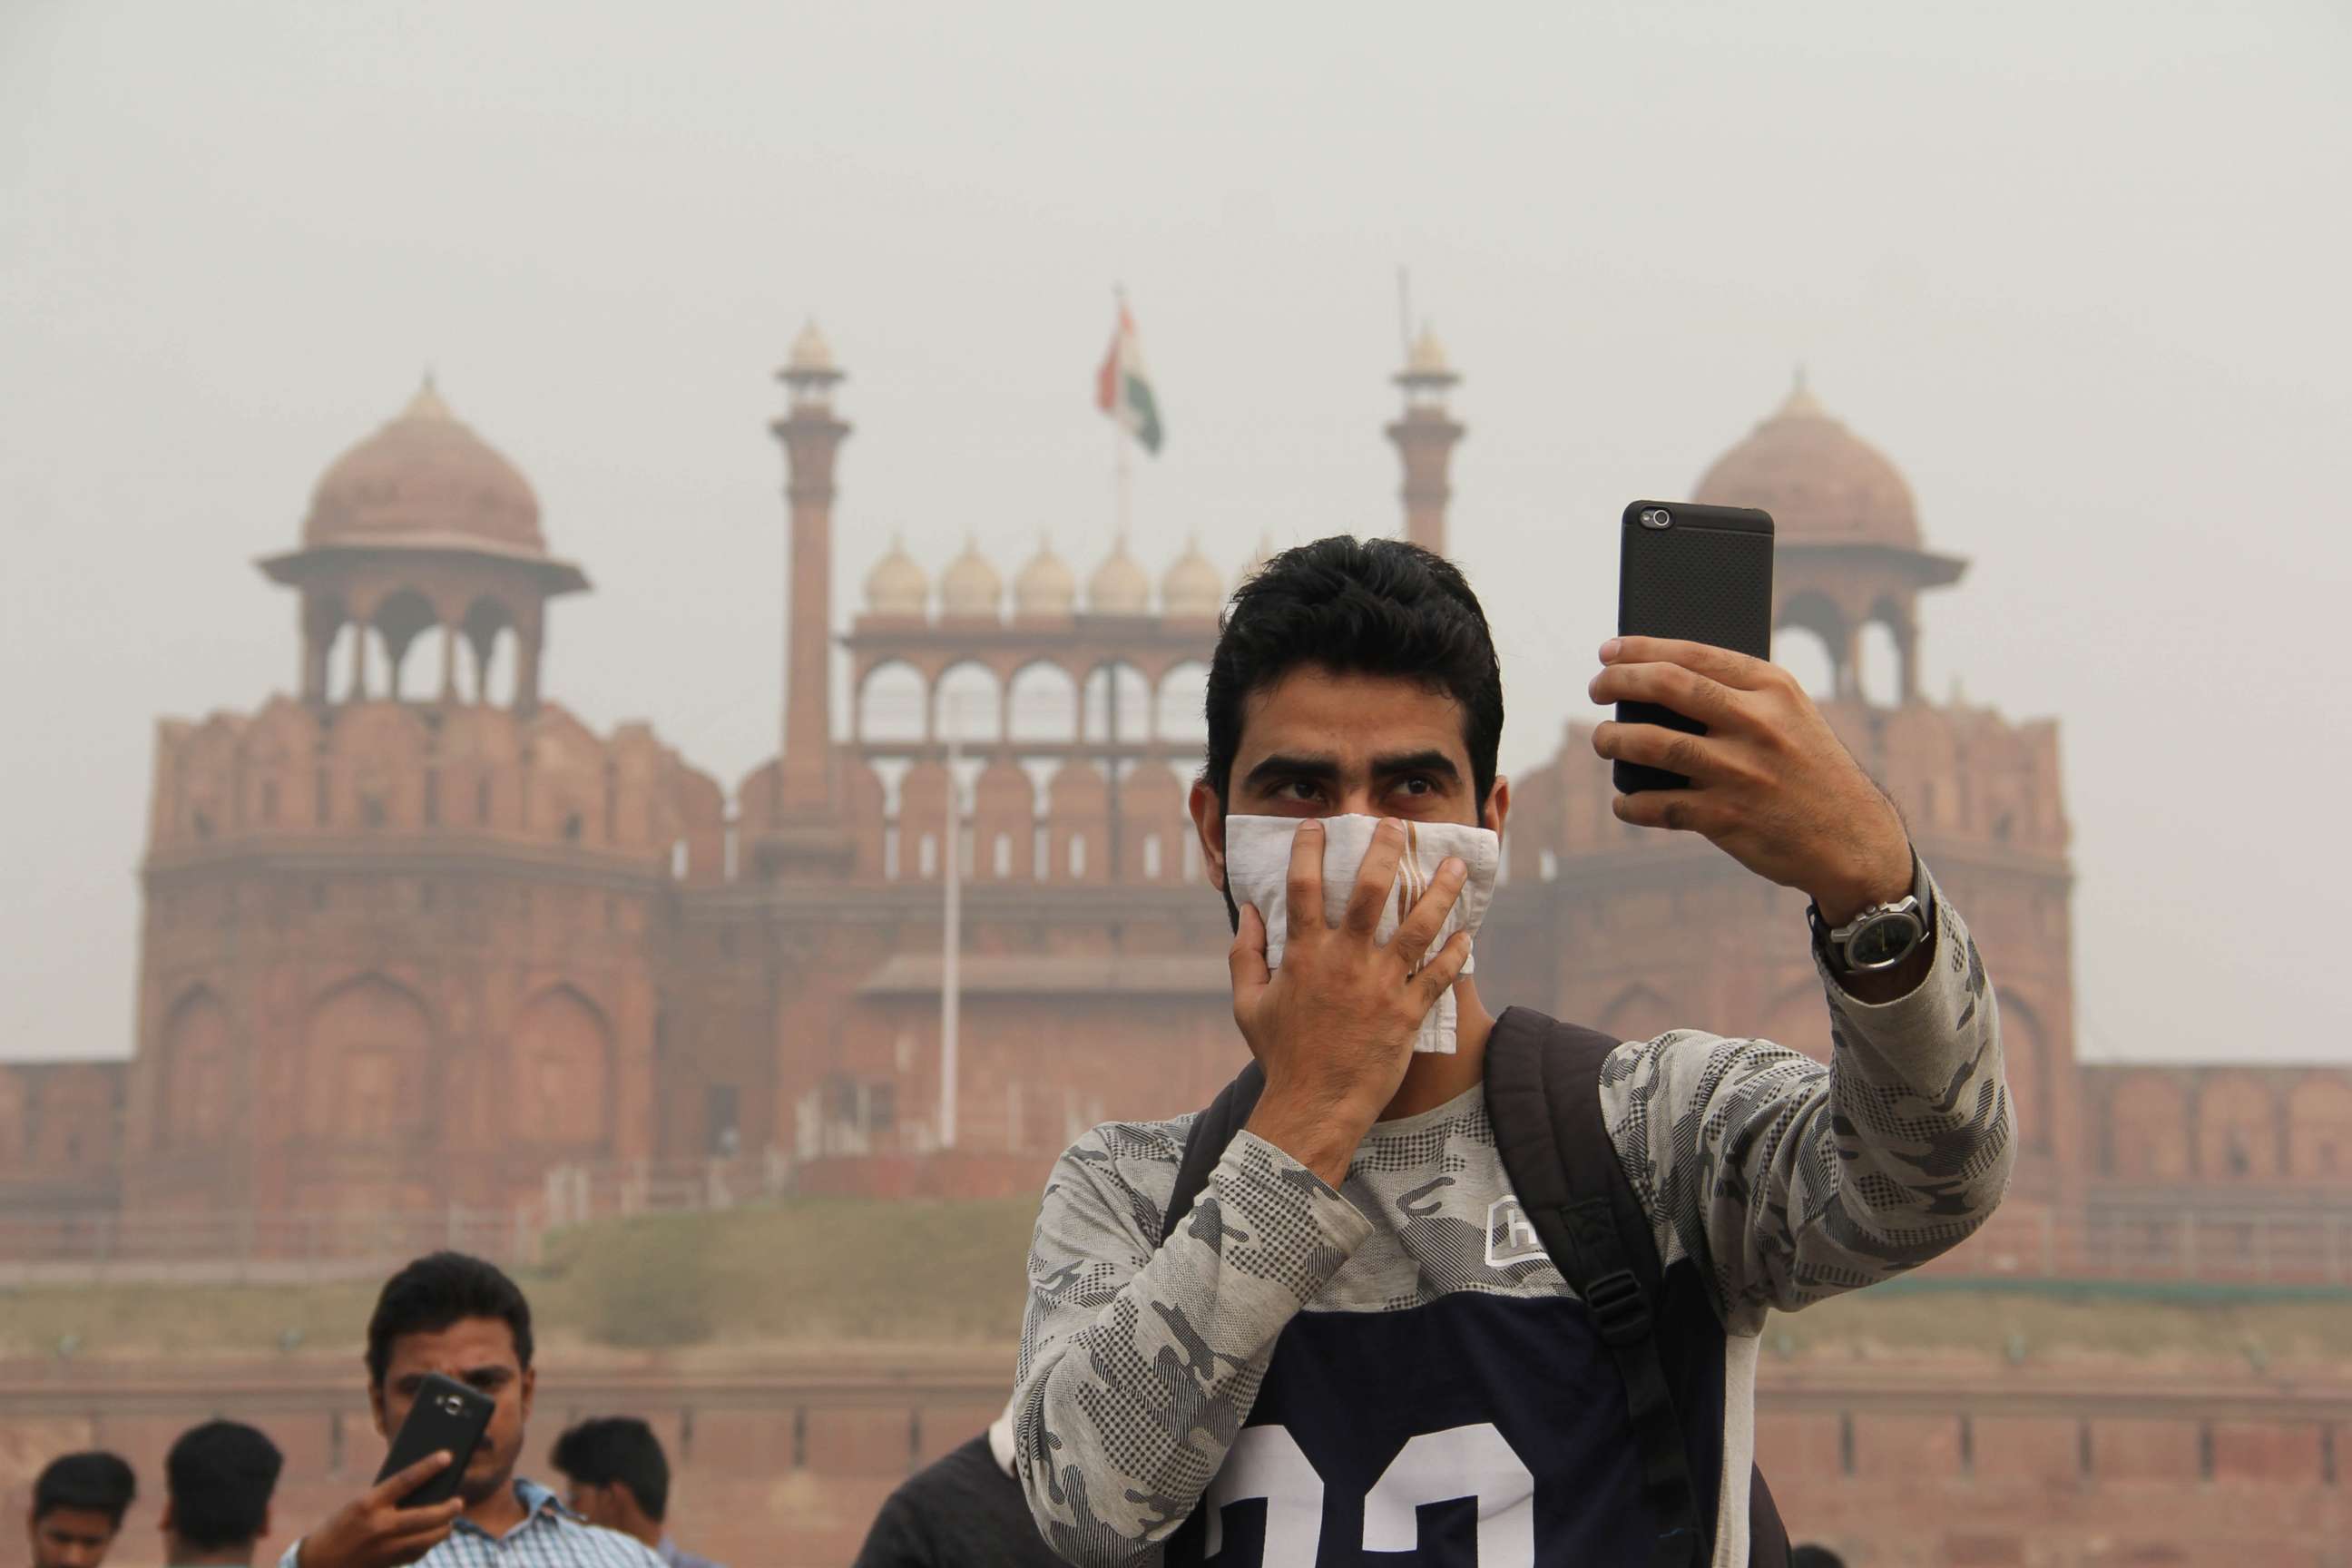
[279,1479,666,1568]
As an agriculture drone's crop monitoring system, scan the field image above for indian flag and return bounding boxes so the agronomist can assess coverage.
[1095,301,1163,455]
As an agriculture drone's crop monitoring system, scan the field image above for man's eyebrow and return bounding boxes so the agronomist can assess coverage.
[1240,753,1342,789]
[1371,750,1461,781]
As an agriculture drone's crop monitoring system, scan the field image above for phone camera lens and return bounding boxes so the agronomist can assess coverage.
[439,1395,464,1415]
[1640,507,1672,529]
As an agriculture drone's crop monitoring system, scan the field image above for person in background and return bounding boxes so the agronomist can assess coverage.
[26,1452,136,1568]
[552,1416,726,1568]
[852,1404,1122,1568]
[161,1421,283,1567]
[278,1250,662,1568]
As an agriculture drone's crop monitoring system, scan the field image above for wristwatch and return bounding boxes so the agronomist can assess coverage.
[1808,854,1935,975]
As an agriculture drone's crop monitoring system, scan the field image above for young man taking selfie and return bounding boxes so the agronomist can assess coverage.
[1012,537,2012,1566]
[279,1251,662,1568]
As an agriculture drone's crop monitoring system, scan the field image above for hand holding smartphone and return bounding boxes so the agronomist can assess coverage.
[1612,500,1775,792]
[374,1373,495,1506]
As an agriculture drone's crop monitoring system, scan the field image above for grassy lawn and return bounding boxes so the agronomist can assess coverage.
[5,1198,2347,1367]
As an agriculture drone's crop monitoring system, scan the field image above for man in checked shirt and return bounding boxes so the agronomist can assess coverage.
[279,1252,663,1568]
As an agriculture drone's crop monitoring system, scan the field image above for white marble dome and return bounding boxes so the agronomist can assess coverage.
[1087,536,1151,616]
[864,536,927,617]
[1161,538,1224,620]
[1014,536,1076,619]
[940,537,1004,619]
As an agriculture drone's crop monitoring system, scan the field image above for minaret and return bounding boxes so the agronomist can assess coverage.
[769,321,851,815]
[1386,326,1465,557]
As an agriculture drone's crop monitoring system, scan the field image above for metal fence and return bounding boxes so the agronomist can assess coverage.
[1951,1201,2352,1287]
[6,1162,2350,1289]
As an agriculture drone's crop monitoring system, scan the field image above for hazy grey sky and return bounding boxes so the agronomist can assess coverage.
[4,0,2347,1064]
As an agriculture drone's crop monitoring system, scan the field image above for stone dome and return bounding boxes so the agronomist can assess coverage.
[1086,536,1151,615]
[1161,538,1224,620]
[1693,377,1918,548]
[940,537,1003,619]
[864,536,927,617]
[303,379,544,554]
[1014,536,1076,619]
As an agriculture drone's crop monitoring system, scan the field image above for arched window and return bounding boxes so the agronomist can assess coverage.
[1007,662,1081,743]
[372,590,439,701]
[462,597,516,705]
[1155,660,1211,745]
[1083,662,1152,744]
[160,990,234,1149]
[1774,591,1846,701]
[1857,621,1904,709]
[509,987,613,1147]
[993,832,1013,878]
[1142,833,1164,880]
[936,662,1004,745]
[859,662,928,744]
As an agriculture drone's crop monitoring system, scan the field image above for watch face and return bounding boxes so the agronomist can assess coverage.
[1847,910,1921,969]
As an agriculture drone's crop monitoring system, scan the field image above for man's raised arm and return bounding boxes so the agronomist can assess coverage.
[1602,869,2012,1336]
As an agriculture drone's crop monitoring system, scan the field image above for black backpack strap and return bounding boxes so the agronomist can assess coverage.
[1485,1008,1703,1568]
[1158,1062,1266,1247]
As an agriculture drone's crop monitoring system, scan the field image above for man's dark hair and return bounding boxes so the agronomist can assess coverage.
[366,1250,534,1387]
[552,1416,671,1522]
[32,1451,136,1528]
[1204,537,1504,808]
[1789,1548,1847,1568]
[164,1421,282,1551]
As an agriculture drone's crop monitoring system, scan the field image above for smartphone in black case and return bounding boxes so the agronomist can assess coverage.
[1613,499,1775,793]
[375,1372,495,1507]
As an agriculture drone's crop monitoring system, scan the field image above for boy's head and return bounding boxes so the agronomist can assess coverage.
[28,1451,135,1568]
[1191,536,1508,909]
[552,1416,670,1539]
[162,1421,281,1559]
[365,1252,537,1510]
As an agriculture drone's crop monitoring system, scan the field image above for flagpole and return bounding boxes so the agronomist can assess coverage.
[940,700,960,1152]
[1115,411,1132,541]
[1112,283,1132,543]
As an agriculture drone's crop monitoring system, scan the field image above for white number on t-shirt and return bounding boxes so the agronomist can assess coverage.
[1201,1420,1535,1565]
[1203,1425,1323,1560]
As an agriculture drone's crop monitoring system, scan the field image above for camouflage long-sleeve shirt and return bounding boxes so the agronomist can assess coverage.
[1013,868,2009,1566]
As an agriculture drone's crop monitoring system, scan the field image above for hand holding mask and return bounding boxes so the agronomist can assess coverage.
[1223,814,1501,1054]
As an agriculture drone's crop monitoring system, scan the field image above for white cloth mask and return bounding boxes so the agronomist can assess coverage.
[1222,814,1501,1054]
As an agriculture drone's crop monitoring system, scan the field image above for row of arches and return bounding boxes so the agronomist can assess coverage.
[856,659,1210,747]
[149,975,620,1154]
[2098,1068,2352,1183]
[1774,592,1915,708]
[302,587,545,710]
[848,757,1206,887]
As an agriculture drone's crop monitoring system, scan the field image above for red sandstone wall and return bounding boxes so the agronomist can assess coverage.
[6,1358,2347,1568]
